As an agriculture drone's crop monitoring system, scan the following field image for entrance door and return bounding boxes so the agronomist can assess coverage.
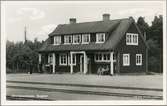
[80,55,84,73]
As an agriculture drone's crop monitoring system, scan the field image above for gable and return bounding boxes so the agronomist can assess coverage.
[115,22,147,51]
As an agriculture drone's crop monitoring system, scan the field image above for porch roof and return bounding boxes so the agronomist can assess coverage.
[39,18,134,52]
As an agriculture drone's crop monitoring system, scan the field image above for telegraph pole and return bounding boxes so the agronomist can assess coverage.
[24,26,27,44]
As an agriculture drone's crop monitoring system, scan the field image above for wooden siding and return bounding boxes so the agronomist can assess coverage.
[115,23,147,73]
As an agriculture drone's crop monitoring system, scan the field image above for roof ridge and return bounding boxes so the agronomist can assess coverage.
[59,18,129,26]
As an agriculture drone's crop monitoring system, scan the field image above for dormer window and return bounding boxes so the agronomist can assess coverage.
[96,33,105,43]
[82,34,90,44]
[73,34,81,44]
[54,36,61,45]
[126,33,138,45]
[64,35,72,44]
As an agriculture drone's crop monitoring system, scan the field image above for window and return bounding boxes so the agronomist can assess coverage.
[48,54,53,64]
[73,35,81,44]
[59,54,67,65]
[64,35,72,44]
[136,54,142,65]
[68,54,76,65]
[126,33,138,45]
[123,54,130,66]
[82,34,90,44]
[54,36,61,45]
[96,33,105,43]
[95,53,110,62]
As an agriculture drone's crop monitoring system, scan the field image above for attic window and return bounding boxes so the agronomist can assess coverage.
[82,34,90,44]
[96,33,105,43]
[64,35,72,44]
[54,36,61,45]
[73,35,81,44]
[126,33,138,45]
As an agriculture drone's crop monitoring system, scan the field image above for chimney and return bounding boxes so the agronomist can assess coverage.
[69,18,76,24]
[103,14,110,21]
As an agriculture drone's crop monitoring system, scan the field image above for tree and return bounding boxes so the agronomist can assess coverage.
[149,15,163,72]
[6,38,43,73]
[137,15,163,72]
[137,16,149,37]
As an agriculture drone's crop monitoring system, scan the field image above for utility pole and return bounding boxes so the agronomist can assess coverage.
[24,26,27,44]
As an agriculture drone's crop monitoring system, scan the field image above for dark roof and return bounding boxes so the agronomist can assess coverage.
[49,19,123,36]
[39,18,141,52]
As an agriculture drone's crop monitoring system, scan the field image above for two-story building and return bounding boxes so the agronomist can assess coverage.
[38,14,148,75]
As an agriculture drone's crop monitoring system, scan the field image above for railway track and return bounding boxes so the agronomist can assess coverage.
[6,80,163,100]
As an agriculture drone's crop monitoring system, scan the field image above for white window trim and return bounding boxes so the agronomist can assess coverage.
[68,54,76,65]
[64,35,72,45]
[82,34,90,44]
[73,34,81,44]
[126,33,138,45]
[123,54,130,66]
[59,54,67,66]
[54,36,61,45]
[96,33,105,43]
[94,53,110,62]
[136,54,142,66]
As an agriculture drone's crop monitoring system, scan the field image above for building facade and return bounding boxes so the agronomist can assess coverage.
[38,14,148,75]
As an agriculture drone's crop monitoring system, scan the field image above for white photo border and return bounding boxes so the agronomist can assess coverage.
[1,0,166,105]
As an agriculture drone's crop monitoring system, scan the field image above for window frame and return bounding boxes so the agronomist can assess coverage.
[123,54,130,66]
[54,36,61,45]
[82,34,90,44]
[73,34,81,44]
[59,54,67,66]
[94,53,110,62]
[96,33,105,43]
[64,35,72,44]
[136,54,142,66]
[126,33,138,45]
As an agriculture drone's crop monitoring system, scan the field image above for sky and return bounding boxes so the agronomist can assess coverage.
[2,1,164,42]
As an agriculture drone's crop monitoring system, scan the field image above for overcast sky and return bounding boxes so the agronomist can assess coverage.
[2,1,164,42]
